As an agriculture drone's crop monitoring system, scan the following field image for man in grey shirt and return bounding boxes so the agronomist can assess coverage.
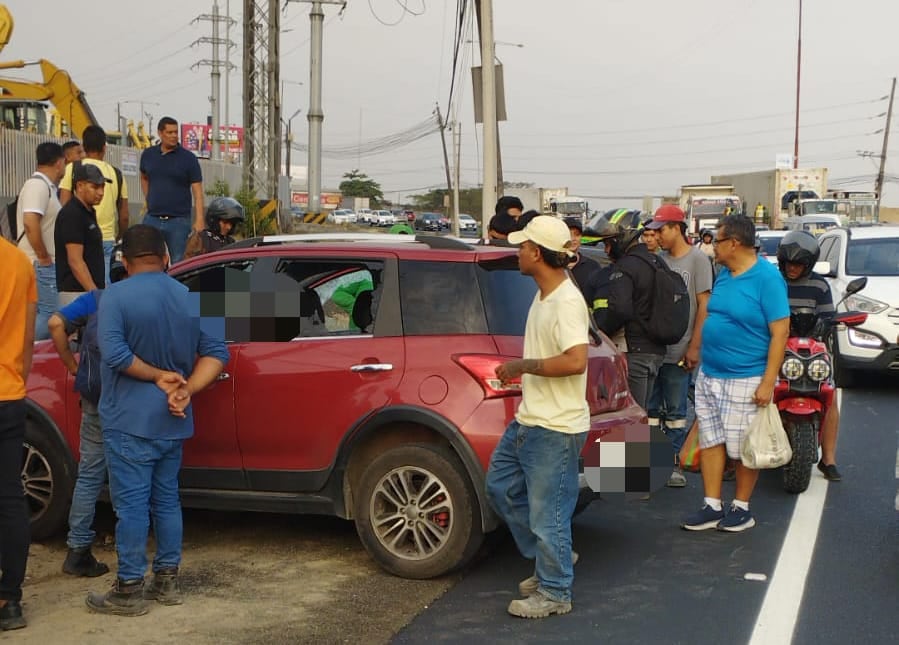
[644,206,713,487]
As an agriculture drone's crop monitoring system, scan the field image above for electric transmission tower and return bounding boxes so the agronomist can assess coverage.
[192,1,236,161]
[242,0,281,197]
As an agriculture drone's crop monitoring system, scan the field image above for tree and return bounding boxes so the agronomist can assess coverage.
[339,169,384,208]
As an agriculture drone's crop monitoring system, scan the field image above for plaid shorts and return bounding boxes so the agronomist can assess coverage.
[695,369,762,459]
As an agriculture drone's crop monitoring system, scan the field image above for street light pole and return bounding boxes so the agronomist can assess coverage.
[478,0,497,242]
[793,0,802,169]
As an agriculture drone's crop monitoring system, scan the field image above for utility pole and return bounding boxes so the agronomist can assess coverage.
[793,0,803,169]
[286,0,345,219]
[477,0,497,241]
[453,121,461,235]
[224,0,232,161]
[192,1,235,161]
[875,76,896,216]
[436,104,456,234]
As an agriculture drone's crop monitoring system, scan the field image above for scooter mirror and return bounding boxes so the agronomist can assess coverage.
[845,277,867,296]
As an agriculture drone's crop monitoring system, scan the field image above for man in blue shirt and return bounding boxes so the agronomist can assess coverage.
[86,225,228,616]
[681,214,789,533]
[139,117,204,263]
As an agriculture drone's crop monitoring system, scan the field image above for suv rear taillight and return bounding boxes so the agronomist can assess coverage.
[453,354,522,398]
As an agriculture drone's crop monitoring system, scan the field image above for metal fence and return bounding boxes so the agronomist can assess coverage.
[0,128,245,217]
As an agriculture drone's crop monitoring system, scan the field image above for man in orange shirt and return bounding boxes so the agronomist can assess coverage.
[0,237,37,631]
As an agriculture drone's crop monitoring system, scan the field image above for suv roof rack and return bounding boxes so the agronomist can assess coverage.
[226,232,476,251]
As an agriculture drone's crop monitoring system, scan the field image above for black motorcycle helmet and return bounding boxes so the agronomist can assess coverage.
[205,197,246,232]
[777,230,820,278]
[109,242,127,283]
[606,227,643,261]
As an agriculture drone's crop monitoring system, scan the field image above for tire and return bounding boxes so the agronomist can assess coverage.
[24,418,75,540]
[829,331,858,388]
[782,419,818,494]
[354,443,484,579]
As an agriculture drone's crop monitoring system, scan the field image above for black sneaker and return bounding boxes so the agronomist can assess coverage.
[63,547,110,577]
[817,461,842,482]
[0,600,26,631]
[681,504,725,531]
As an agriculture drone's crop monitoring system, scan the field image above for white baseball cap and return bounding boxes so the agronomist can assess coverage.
[507,215,575,256]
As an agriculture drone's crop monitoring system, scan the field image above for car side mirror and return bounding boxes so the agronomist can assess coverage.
[845,277,867,296]
[813,260,832,276]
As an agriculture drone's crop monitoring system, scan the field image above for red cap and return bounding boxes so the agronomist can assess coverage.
[644,204,686,229]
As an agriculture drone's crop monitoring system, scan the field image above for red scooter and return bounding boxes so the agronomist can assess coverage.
[774,277,868,493]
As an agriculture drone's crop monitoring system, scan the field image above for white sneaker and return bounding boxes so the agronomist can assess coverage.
[667,467,687,488]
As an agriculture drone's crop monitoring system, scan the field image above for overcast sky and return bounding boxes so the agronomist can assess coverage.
[5,0,899,209]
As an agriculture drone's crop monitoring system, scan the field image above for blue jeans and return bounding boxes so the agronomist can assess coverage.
[34,261,57,341]
[104,429,184,581]
[626,352,665,411]
[647,363,691,457]
[67,398,107,550]
[485,421,587,603]
[142,215,191,264]
[102,239,115,286]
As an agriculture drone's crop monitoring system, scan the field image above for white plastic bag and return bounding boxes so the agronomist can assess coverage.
[741,403,793,469]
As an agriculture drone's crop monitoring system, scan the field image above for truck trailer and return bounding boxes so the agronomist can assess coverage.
[678,184,741,237]
[712,167,828,229]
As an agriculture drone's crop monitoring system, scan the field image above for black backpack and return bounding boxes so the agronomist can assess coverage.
[2,178,51,244]
[631,253,690,345]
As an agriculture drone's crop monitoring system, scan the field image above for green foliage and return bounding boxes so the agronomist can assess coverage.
[206,178,231,198]
[232,185,278,237]
[409,187,483,220]
[339,169,384,208]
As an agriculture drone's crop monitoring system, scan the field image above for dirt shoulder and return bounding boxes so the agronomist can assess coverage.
[7,507,456,644]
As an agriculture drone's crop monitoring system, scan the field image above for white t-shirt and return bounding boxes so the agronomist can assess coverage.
[515,278,590,434]
[16,172,61,263]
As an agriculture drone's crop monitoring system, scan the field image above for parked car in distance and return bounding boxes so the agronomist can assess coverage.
[458,214,478,232]
[816,225,899,386]
[290,206,306,219]
[21,234,655,580]
[327,209,355,224]
[372,210,396,227]
[757,230,788,263]
[438,214,451,229]
[404,210,416,222]
[414,212,444,231]
[356,208,374,224]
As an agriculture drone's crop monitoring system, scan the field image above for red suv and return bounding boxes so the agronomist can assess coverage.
[21,234,653,579]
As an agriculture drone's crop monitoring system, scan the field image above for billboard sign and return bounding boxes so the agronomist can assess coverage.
[181,123,244,158]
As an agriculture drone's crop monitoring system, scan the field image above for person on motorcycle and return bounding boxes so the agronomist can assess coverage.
[776,230,842,481]
[184,197,245,259]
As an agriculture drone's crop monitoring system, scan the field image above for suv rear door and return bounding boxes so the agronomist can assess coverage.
[232,252,405,490]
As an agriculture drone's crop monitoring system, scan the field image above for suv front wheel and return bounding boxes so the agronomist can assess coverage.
[24,419,75,540]
[354,443,483,579]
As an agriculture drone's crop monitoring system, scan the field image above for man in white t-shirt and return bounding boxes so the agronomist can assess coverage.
[16,142,65,340]
[485,215,590,620]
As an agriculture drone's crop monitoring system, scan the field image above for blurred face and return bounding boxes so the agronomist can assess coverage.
[657,223,681,250]
[642,228,659,252]
[65,145,84,163]
[784,261,805,281]
[508,207,523,219]
[568,227,582,254]
[159,124,179,150]
[218,220,234,236]
[77,181,105,206]
[712,227,738,265]
[517,240,539,276]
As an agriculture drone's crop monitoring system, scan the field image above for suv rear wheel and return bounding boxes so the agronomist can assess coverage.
[354,443,483,579]
[24,419,74,540]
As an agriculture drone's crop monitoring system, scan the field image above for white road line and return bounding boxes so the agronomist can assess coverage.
[748,389,840,645]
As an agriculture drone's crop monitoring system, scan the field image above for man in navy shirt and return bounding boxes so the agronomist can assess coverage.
[139,117,204,263]
[86,225,228,616]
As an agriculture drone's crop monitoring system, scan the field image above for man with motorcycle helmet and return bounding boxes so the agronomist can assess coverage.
[776,230,842,481]
[594,224,666,409]
[184,197,245,259]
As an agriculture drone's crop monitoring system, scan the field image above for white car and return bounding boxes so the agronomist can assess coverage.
[372,210,396,227]
[355,208,374,224]
[327,209,354,225]
[757,230,788,264]
[816,225,899,386]
[458,214,478,232]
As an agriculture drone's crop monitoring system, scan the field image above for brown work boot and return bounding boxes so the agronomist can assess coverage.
[507,591,572,619]
[143,567,183,605]
[86,578,149,616]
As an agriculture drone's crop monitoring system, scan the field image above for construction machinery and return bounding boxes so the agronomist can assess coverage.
[0,3,137,145]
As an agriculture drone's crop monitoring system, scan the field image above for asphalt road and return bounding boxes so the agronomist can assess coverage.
[394,376,899,644]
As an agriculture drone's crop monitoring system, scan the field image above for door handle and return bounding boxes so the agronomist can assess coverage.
[217,371,231,381]
[350,363,393,372]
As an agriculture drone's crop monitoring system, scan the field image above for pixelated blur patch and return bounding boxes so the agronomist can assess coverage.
[583,420,670,498]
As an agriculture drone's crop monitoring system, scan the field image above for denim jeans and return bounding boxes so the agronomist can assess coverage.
[34,261,57,341]
[104,429,184,581]
[142,215,191,264]
[0,400,29,602]
[102,239,115,286]
[485,421,587,603]
[647,362,691,457]
[626,352,665,411]
[67,398,107,550]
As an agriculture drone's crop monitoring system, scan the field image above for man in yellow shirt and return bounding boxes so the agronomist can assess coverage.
[485,216,590,619]
[59,126,129,284]
[0,238,37,631]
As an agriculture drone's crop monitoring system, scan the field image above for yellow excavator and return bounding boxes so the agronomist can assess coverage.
[0,3,143,146]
